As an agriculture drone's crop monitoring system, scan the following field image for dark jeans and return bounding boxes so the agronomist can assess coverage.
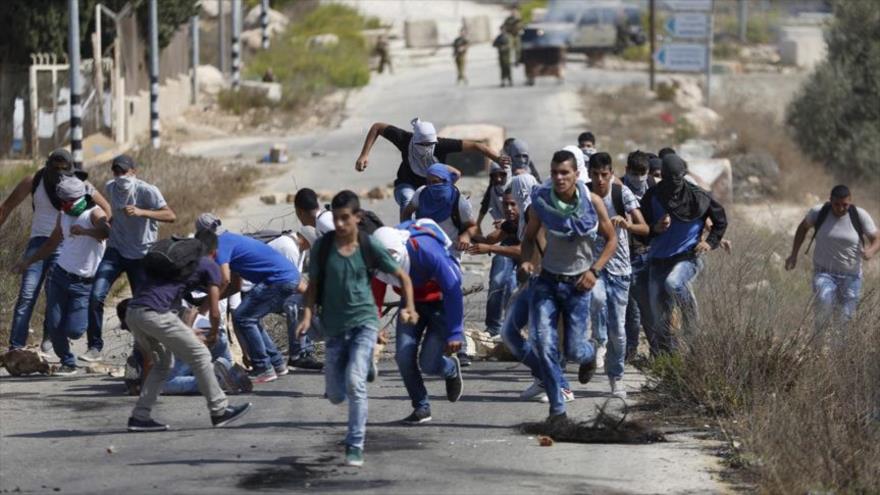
[9,236,58,349]
[396,301,459,411]
[45,267,92,367]
[283,293,318,358]
[625,252,658,356]
[87,247,147,351]
[484,253,517,335]
[233,281,297,372]
[648,256,703,353]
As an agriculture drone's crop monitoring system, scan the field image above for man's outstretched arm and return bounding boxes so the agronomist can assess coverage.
[355,122,390,172]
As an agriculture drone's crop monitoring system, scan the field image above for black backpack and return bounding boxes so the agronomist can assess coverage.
[314,230,381,307]
[143,237,206,281]
[587,182,625,217]
[805,203,866,254]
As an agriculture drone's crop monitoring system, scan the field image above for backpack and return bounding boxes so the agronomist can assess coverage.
[587,182,625,217]
[805,203,866,254]
[143,237,206,281]
[400,218,454,253]
[314,229,380,307]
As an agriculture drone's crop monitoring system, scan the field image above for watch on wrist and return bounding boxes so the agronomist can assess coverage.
[589,267,600,278]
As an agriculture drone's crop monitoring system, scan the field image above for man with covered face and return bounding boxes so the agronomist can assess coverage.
[371,221,465,425]
[354,118,506,220]
[0,149,110,353]
[639,154,727,353]
[85,154,177,363]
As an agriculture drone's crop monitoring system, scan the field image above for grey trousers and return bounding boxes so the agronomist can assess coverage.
[127,306,228,420]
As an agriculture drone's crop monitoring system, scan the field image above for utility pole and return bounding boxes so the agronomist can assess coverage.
[649,0,656,91]
[738,0,748,43]
[68,0,84,168]
[93,3,104,130]
[191,14,199,105]
[261,0,270,49]
[218,0,226,74]
[149,0,160,148]
[705,0,714,107]
[231,0,241,90]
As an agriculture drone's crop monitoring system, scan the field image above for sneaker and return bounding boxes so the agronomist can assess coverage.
[40,339,53,354]
[401,408,432,425]
[546,412,568,425]
[127,417,169,432]
[520,379,546,401]
[288,353,324,371]
[595,344,607,370]
[366,358,378,383]
[214,360,239,394]
[274,364,289,377]
[446,355,463,403]
[211,403,253,427]
[561,388,575,403]
[231,364,253,394]
[54,364,78,376]
[79,347,103,362]
[249,367,277,384]
[578,359,597,384]
[457,352,472,368]
[610,377,627,399]
[344,445,364,467]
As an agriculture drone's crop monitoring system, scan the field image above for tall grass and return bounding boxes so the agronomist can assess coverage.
[643,221,880,493]
[221,3,372,115]
[0,149,259,345]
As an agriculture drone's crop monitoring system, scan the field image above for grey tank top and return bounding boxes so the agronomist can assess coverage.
[541,227,597,276]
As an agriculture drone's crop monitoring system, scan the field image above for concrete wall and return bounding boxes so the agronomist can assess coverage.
[404,20,439,48]
[119,14,192,96]
[124,74,193,143]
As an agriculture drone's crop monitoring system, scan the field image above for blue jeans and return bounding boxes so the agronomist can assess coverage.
[9,236,58,349]
[232,281,296,372]
[812,270,863,333]
[530,275,595,416]
[591,273,630,380]
[45,267,92,367]
[164,330,233,394]
[396,301,459,411]
[625,253,657,356]
[485,254,517,335]
[283,293,318,358]
[325,324,377,450]
[87,247,147,351]
[394,183,417,219]
[501,286,571,389]
[649,256,703,353]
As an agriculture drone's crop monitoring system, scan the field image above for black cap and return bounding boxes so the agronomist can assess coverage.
[46,148,88,179]
[111,154,136,172]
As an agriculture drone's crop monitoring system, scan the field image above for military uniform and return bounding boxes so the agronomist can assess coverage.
[376,38,393,74]
[493,32,513,87]
[453,35,469,84]
[502,13,523,65]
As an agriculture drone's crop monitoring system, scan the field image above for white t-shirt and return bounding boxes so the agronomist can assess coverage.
[57,207,107,278]
[592,185,640,277]
[410,186,476,257]
[315,209,335,235]
[806,204,877,275]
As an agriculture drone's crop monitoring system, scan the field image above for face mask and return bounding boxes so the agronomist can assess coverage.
[416,143,435,158]
[581,147,596,157]
[115,175,136,191]
[62,197,88,217]
[625,173,649,197]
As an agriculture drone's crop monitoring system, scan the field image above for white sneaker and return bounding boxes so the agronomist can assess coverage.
[610,377,627,399]
[561,388,575,403]
[537,392,549,403]
[595,344,607,370]
[520,379,546,401]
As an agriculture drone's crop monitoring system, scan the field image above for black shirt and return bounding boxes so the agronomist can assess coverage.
[499,219,520,246]
[382,125,463,188]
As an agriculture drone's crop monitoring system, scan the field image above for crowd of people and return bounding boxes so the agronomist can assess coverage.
[2,117,877,469]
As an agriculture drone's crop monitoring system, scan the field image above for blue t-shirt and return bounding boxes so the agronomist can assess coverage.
[647,196,704,260]
[130,256,221,313]
[217,232,300,285]
[407,234,464,343]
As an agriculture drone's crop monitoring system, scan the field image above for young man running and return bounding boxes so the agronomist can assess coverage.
[86,154,177,362]
[587,152,649,398]
[297,191,417,467]
[519,150,618,421]
[372,221,465,424]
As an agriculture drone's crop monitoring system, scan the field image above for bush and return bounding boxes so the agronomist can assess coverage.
[673,118,698,143]
[643,222,880,492]
[787,0,880,179]
[621,44,650,62]
[655,82,677,102]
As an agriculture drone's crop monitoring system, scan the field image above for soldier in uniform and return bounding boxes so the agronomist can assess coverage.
[376,35,393,74]
[502,5,524,65]
[493,26,513,87]
[453,27,470,85]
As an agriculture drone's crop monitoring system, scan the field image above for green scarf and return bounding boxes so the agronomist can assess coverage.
[64,197,88,217]
[550,187,579,216]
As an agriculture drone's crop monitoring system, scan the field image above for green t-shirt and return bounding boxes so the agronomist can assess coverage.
[550,187,580,216]
[309,234,399,337]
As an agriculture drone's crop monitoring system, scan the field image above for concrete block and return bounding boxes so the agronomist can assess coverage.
[778,26,826,69]
[405,20,439,48]
[240,80,282,103]
[687,158,733,204]
[463,15,491,44]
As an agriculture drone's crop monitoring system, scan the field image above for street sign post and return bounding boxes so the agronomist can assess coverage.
[665,13,710,39]
[654,43,708,72]
[663,0,712,11]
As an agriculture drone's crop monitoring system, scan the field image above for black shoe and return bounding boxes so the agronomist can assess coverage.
[456,352,472,368]
[127,417,169,432]
[54,364,79,376]
[366,359,378,383]
[288,353,324,371]
[546,412,568,425]
[578,359,597,384]
[211,403,252,428]
[446,355,463,403]
[401,408,432,425]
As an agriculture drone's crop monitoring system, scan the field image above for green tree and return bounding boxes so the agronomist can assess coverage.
[786,0,880,179]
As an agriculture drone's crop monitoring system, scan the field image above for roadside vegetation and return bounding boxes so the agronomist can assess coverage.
[0,149,259,345]
[219,3,373,116]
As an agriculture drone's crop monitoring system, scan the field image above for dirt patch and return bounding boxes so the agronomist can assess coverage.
[521,399,666,445]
